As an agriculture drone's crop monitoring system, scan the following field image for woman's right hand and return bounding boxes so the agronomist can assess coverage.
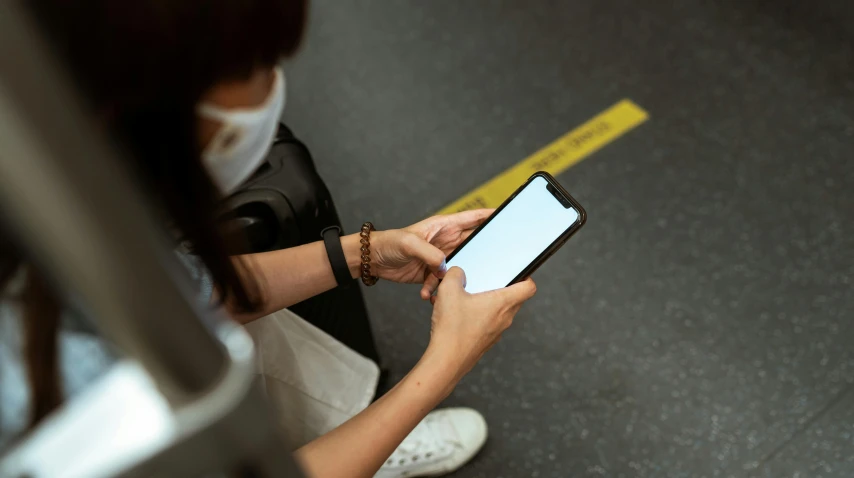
[295,266,536,478]
[425,267,537,384]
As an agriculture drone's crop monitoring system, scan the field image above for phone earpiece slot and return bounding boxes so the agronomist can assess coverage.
[546,183,572,209]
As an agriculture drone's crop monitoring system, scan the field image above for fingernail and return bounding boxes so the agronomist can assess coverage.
[439,258,448,274]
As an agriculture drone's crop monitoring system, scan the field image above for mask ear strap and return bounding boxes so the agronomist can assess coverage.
[197,103,231,121]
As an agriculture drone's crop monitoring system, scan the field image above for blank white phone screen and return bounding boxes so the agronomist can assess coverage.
[445,177,579,294]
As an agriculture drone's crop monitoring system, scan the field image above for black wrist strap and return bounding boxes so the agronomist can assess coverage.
[321,226,352,288]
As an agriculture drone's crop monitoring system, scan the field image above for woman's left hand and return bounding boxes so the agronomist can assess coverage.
[370,209,493,296]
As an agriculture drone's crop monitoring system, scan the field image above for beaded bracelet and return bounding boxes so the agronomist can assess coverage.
[359,222,379,286]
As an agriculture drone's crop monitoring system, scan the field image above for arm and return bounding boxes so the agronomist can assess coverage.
[229,233,364,323]
[293,268,537,478]
[228,210,494,324]
[294,347,459,478]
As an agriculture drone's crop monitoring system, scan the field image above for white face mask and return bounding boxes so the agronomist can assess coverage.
[198,67,286,193]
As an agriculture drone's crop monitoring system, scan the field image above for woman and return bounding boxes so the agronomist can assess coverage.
[0,0,536,477]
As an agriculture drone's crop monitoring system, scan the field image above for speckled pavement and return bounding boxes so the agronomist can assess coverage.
[283,1,854,476]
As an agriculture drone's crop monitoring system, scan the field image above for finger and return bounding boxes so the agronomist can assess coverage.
[430,295,437,306]
[459,229,475,243]
[496,278,537,305]
[438,228,476,256]
[437,266,466,296]
[446,209,495,230]
[404,215,439,237]
[403,234,448,278]
[421,273,441,299]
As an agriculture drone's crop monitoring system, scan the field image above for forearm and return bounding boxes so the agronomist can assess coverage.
[230,233,363,323]
[294,348,460,478]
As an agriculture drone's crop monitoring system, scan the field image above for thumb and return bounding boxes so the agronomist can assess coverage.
[403,234,448,278]
[437,266,467,295]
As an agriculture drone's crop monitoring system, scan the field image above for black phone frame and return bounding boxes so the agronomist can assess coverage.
[444,171,587,288]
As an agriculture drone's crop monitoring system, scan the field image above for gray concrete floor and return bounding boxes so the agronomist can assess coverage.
[284,1,854,476]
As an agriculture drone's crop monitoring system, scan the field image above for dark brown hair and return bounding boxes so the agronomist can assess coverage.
[3,0,307,428]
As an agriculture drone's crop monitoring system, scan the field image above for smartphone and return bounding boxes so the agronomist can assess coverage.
[444,172,586,294]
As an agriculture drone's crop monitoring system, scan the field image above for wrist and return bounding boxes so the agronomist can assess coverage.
[342,229,389,280]
[414,343,466,398]
[341,233,364,279]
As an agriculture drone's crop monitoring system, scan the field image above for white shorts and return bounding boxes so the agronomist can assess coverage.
[243,308,380,449]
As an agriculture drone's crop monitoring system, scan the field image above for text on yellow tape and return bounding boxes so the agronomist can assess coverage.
[437,99,648,215]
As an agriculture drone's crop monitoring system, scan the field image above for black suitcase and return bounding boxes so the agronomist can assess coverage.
[218,124,382,367]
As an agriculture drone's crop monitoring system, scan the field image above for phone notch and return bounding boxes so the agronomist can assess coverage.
[546,182,573,209]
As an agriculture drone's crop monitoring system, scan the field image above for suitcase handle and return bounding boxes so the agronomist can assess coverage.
[219,187,299,254]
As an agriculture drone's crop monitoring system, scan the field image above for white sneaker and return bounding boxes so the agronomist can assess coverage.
[374,407,488,478]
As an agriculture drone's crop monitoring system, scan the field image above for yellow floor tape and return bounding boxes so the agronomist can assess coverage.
[437,99,649,214]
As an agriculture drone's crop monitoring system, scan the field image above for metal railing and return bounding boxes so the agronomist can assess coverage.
[0,2,303,476]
